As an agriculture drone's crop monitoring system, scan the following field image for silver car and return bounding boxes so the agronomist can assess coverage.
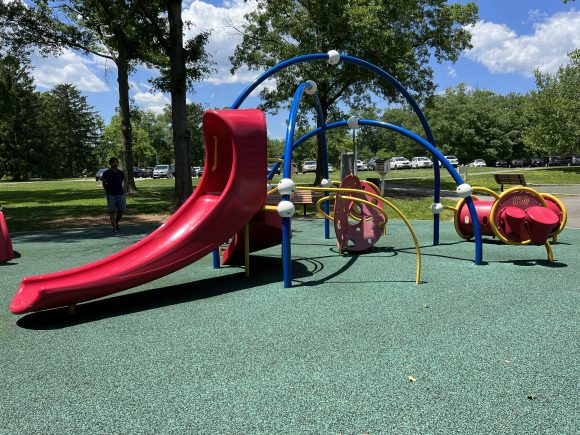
[153,164,173,179]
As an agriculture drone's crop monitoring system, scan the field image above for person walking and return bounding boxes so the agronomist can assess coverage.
[101,157,126,232]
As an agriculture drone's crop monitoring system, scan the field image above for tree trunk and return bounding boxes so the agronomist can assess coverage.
[167,0,192,209]
[116,38,136,193]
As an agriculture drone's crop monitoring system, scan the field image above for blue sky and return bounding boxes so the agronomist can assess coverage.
[25,0,580,138]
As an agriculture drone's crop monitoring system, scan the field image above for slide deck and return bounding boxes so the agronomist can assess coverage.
[10,109,267,314]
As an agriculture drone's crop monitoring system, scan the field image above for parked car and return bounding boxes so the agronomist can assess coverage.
[327,163,335,172]
[356,160,368,171]
[302,160,317,173]
[95,168,107,181]
[367,158,377,171]
[141,167,154,178]
[444,155,459,167]
[544,155,561,167]
[495,159,508,168]
[153,164,173,178]
[528,158,543,167]
[267,163,280,175]
[133,167,142,178]
[561,154,580,166]
[509,158,525,168]
[192,166,204,177]
[469,159,487,168]
[389,157,412,170]
[411,156,433,169]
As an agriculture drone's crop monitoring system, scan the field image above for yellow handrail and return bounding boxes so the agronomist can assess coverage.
[299,185,421,284]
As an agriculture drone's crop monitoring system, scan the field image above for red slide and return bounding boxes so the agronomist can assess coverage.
[0,209,14,262]
[10,109,267,314]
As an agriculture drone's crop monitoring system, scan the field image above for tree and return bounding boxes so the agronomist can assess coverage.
[133,0,212,208]
[0,56,44,180]
[524,49,580,156]
[231,0,478,183]
[424,85,528,164]
[1,0,148,193]
[41,84,102,177]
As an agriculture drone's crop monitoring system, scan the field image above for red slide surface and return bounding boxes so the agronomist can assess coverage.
[0,210,14,262]
[10,109,267,314]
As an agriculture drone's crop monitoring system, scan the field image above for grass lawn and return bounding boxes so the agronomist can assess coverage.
[1,166,578,232]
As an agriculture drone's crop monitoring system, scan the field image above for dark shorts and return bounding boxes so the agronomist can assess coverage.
[107,194,126,213]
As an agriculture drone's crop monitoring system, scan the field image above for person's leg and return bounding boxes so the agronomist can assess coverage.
[107,196,117,231]
[115,194,126,230]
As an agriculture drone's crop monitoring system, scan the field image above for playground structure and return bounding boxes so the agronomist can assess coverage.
[446,186,567,261]
[8,51,568,315]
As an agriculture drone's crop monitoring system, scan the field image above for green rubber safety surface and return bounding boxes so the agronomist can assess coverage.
[0,220,578,434]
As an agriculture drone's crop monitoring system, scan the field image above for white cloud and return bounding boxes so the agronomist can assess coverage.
[464,10,580,77]
[133,91,170,114]
[182,0,260,86]
[447,66,457,78]
[31,49,110,92]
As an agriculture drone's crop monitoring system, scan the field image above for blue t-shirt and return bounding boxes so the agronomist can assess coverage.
[102,169,125,195]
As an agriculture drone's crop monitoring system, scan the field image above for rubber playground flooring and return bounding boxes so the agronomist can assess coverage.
[0,219,578,434]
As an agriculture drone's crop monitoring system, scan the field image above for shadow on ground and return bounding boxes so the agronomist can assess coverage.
[16,256,310,330]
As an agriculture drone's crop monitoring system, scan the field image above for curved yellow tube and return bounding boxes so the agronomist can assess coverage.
[471,186,501,200]
[316,195,388,227]
[541,193,567,239]
[299,186,421,284]
[544,240,554,262]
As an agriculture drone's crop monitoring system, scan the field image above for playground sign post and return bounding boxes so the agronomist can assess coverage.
[375,158,389,196]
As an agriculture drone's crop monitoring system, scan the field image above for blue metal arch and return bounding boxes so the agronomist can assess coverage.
[292,119,483,268]
[231,52,442,244]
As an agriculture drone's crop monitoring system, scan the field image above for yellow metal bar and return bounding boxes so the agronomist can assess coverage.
[544,240,553,262]
[471,186,501,199]
[211,135,218,172]
[263,205,278,212]
[300,185,421,284]
[244,223,250,277]
[541,193,567,238]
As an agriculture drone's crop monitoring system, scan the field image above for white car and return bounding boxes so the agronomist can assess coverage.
[389,157,412,170]
[411,156,433,169]
[469,159,487,168]
[356,160,368,171]
[439,155,459,168]
[301,160,317,173]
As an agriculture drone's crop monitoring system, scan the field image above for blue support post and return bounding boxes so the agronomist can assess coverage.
[213,248,220,269]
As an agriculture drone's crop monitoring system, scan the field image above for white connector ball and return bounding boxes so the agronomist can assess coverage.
[277,178,296,195]
[304,80,317,95]
[320,178,333,188]
[347,116,360,130]
[266,183,272,191]
[456,183,473,198]
[277,200,296,218]
[431,203,444,214]
[327,50,341,65]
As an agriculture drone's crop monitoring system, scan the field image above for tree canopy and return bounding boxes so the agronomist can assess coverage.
[524,49,580,156]
[231,0,478,181]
